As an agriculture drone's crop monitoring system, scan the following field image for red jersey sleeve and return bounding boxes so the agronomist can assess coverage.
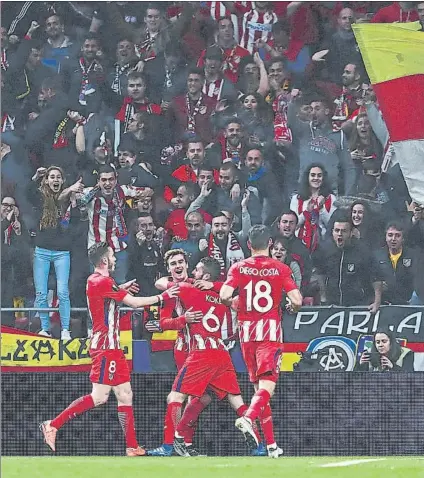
[224,263,240,289]
[99,277,128,302]
[159,296,186,330]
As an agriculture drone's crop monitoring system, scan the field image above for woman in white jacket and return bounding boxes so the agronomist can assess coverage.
[290,163,336,253]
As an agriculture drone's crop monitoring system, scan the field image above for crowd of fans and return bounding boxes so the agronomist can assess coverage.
[1,1,424,339]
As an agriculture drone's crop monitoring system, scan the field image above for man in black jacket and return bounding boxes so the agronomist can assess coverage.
[274,211,312,292]
[1,197,30,326]
[5,22,55,124]
[60,32,104,116]
[144,42,188,105]
[314,214,382,311]
[242,147,281,226]
[127,213,164,296]
[374,221,417,305]
[24,76,78,180]
[116,136,160,191]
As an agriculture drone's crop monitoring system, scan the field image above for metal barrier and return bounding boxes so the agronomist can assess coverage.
[1,308,142,311]
[2,304,421,334]
[1,307,145,338]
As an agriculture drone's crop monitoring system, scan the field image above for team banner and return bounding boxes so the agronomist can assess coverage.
[1,326,132,372]
[281,306,424,372]
[2,306,423,372]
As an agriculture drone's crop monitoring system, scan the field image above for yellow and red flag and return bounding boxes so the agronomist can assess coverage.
[353,22,424,205]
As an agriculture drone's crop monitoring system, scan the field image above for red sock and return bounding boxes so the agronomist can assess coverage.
[163,402,182,445]
[183,397,209,445]
[245,389,271,422]
[117,405,138,449]
[236,404,248,417]
[236,404,262,444]
[51,395,95,430]
[260,403,275,446]
[176,397,207,443]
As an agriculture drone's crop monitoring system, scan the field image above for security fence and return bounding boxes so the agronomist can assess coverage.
[2,373,424,456]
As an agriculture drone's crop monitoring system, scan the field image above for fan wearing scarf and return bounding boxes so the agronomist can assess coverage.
[1,196,28,327]
[107,38,139,95]
[27,166,84,339]
[61,33,104,117]
[101,71,162,157]
[76,164,153,285]
[208,194,252,280]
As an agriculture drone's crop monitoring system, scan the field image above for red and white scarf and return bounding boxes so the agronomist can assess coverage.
[136,31,157,61]
[222,45,243,78]
[203,78,224,100]
[267,80,292,143]
[219,136,242,163]
[208,231,245,279]
[332,86,361,131]
[4,223,13,245]
[1,114,15,132]
[78,58,97,105]
[296,196,333,252]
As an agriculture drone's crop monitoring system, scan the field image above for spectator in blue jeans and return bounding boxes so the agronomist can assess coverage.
[27,166,84,339]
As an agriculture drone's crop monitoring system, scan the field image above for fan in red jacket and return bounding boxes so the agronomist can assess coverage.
[166,67,217,145]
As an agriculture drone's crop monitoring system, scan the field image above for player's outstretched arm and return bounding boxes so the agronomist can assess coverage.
[154,276,170,291]
[119,279,140,295]
[219,284,235,306]
[122,285,179,309]
[287,289,303,313]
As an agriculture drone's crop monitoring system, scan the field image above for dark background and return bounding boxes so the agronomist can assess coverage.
[3,373,424,456]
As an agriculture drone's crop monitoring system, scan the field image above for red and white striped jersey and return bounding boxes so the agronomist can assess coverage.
[176,282,237,352]
[160,295,188,352]
[205,2,251,42]
[87,273,128,350]
[238,317,282,343]
[203,79,224,100]
[81,185,140,252]
[240,8,277,54]
[197,44,250,84]
[225,256,298,343]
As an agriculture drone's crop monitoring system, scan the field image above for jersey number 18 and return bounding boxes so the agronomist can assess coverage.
[244,280,273,313]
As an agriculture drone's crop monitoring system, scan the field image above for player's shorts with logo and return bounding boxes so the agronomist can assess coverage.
[90,349,130,386]
[241,340,283,383]
[172,349,240,399]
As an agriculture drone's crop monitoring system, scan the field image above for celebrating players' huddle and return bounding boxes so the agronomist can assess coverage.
[40,226,303,459]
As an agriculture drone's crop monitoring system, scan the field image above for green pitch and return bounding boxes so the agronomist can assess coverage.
[2,456,424,478]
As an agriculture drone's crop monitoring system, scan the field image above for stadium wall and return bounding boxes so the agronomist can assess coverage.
[3,373,424,456]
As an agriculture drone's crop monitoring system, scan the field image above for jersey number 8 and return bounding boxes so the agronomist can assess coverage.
[244,280,273,313]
